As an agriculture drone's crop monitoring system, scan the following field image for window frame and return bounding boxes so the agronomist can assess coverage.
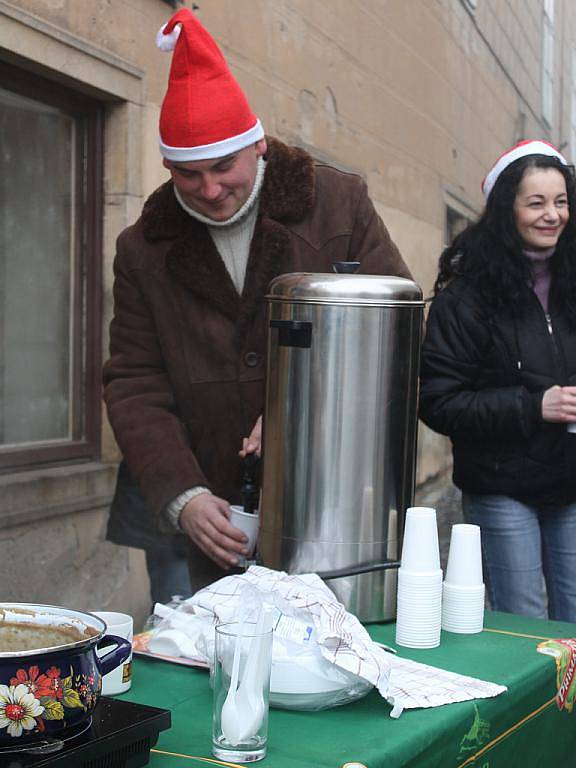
[0,60,103,471]
[443,189,478,249]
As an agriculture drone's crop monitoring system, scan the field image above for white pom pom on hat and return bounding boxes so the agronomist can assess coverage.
[156,22,181,52]
[482,139,568,200]
[155,8,264,162]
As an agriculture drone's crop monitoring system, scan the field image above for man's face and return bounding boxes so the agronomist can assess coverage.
[163,139,267,222]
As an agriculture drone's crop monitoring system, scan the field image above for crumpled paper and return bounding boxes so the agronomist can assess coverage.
[147,565,507,717]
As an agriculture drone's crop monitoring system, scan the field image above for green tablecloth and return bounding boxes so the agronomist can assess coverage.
[123,611,576,768]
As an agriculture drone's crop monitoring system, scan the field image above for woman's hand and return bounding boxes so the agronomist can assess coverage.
[541,385,576,423]
[239,415,262,458]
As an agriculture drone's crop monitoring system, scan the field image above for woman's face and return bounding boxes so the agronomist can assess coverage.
[513,167,569,251]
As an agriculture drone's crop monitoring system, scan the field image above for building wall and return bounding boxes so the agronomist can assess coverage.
[0,0,574,628]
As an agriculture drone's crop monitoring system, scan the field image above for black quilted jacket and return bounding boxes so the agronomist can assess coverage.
[420,276,576,505]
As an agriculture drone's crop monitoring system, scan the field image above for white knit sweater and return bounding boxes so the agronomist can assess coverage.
[173,156,266,293]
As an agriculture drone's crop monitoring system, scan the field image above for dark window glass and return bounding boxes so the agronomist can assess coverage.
[0,62,103,469]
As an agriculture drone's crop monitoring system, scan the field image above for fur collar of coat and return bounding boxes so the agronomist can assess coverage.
[139,138,315,326]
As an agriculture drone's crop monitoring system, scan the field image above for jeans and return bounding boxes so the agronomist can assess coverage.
[145,548,193,606]
[462,493,576,622]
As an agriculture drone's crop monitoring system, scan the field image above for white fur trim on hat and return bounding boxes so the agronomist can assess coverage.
[482,140,567,200]
[159,119,265,162]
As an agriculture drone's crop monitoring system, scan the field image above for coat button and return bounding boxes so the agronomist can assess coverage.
[244,352,262,368]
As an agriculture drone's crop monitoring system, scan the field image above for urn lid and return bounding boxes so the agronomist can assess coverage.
[266,272,423,307]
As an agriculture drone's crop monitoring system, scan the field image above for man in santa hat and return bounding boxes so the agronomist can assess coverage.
[103,8,412,594]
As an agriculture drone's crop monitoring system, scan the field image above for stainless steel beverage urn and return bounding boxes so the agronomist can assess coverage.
[259,267,424,622]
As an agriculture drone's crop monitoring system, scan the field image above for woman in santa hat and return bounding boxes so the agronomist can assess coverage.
[420,140,576,621]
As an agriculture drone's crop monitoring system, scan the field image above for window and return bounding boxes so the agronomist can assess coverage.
[0,61,103,470]
[446,207,469,245]
[542,0,555,127]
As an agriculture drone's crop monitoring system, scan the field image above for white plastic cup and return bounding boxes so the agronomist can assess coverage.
[400,507,440,572]
[397,591,443,604]
[442,582,485,633]
[443,582,485,596]
[229,505,259,557]
[148,628,198,658]
[398,568,443,585]
[445,524,483,587]
[92,611,133,695]
[395,625,441,649]
[395,561,442,649]
[442,619,484,634]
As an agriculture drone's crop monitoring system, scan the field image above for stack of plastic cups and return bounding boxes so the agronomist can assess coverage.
[442,524,485,634]
[396,507,443,649]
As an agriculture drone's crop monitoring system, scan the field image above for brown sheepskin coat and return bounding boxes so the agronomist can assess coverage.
[103,137,411,578]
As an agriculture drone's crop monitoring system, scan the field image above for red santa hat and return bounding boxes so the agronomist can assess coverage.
[156,8,264,162]
[482,139,567,200]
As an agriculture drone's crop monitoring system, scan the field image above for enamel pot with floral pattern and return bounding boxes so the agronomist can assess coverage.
[0,603,131,746]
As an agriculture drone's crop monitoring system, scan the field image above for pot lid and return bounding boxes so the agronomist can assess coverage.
[267,273,424,306]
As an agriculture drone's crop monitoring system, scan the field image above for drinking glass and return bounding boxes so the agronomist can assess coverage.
[212,621,273,763]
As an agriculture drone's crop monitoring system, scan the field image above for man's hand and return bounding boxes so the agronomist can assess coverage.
[239,415,262,458]
[542,385,576,422]
[179,493,249,569]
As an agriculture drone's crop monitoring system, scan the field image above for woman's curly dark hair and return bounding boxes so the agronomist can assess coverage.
[434,154,576,327]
